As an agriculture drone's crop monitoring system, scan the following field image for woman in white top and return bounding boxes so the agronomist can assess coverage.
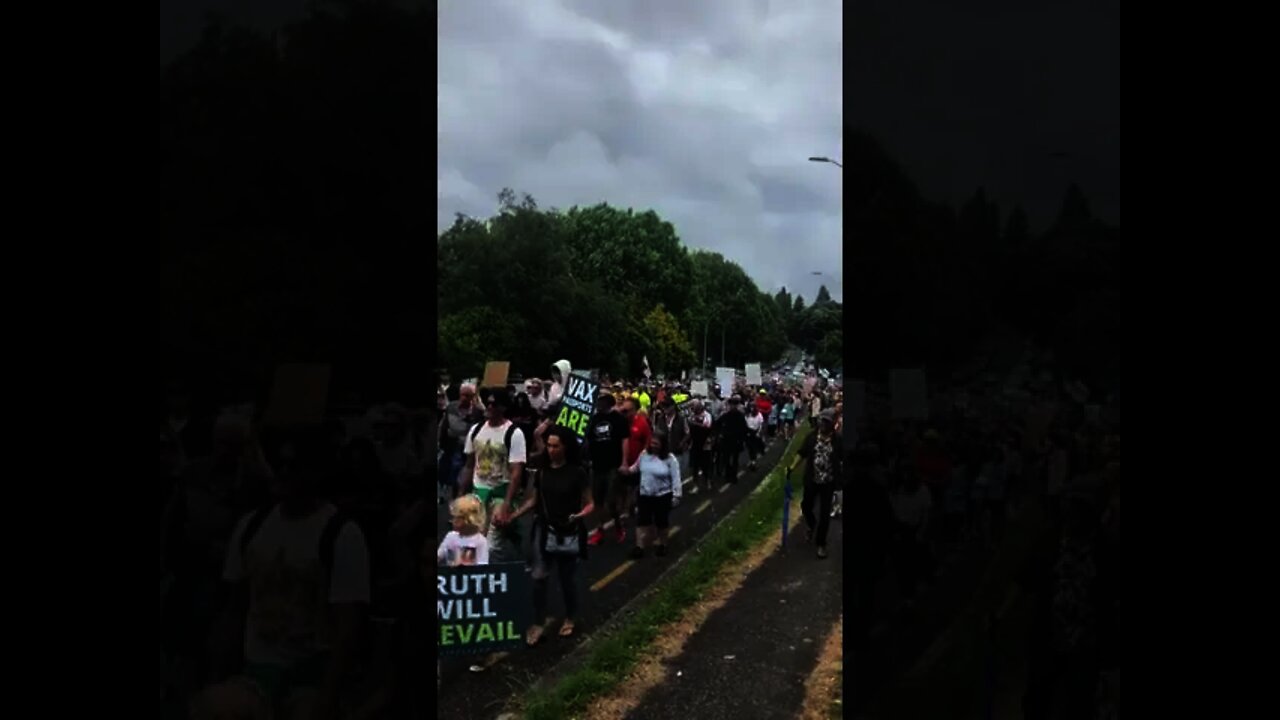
[620,435,682,559]
[744,404,765,471]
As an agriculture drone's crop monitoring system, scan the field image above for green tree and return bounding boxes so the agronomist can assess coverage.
[640,304,697,375]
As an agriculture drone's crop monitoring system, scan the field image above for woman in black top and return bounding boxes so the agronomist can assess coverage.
[517,425,594,645]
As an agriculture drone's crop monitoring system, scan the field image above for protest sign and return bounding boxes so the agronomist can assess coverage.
[745,363,762,386]
[482,361,510,389]
[690,380,709,398]
[263,364,331,427]
[716,367,735,396]
[555,371,599,439]
[437,563,533,657]
[891,368,929,420]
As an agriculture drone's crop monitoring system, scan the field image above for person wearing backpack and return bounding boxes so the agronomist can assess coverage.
[211,426,370,720]
[790,409,844,559]
[459,388,528,563]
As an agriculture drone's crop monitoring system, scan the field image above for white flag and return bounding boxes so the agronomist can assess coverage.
[642,355,652,379]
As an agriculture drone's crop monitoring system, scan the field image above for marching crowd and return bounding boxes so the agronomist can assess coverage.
[435,358,843,667]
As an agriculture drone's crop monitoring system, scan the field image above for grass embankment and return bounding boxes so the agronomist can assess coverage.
[519,426,813,720]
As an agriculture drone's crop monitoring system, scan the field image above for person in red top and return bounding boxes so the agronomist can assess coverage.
[755,390,773,424]
[620,398,652,535]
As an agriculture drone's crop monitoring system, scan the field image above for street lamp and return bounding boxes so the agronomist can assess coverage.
[808,156,843,168]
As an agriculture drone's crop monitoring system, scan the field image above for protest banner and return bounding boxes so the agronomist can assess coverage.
[481,361,510,389]
[263,364,331,427]
[690,380,709,398]
[891,368,929,420]
[437,563,534,657]
[716,367,735,396]
[744,363,762,386]
[555,370,599,439]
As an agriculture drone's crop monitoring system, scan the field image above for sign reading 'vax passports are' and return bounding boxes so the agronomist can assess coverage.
[437,563,533,656]
[555,371,600,439]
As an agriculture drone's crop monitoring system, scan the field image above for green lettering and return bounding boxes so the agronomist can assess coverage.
[440,625,455,645]
[568,409,581,431]
[504,621,516,639]
[477,623,496,643]
[557,406,571,426]
[576,412,589,435]
[458,625,475,643]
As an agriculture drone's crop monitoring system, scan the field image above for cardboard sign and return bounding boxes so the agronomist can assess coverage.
[716,367,735,397]
[482,361,510,389]
[744,363,762,386]
[690,380,709,398]
[554,371,599,439]
[890,368,929,420]
[263,364,331,427]
[437,563,534,657]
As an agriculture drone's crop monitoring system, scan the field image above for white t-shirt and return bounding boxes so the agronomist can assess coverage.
[223,504,370,667]
[436,531,490,566]
[745,414,764,434]
[464,420,527,490]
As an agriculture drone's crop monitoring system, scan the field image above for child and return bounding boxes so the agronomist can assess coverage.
[438,495,489,567]
[436,495,492,681]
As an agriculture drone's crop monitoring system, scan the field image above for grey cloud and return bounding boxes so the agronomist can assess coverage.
[439,0,843,303]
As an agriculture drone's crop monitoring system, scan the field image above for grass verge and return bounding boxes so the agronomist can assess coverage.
[518,427,813,720]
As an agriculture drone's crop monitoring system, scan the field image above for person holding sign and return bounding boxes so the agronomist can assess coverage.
[460,389,528,563]
[516,425,593,645]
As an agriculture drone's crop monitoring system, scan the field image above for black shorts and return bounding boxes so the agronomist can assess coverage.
[636,494,673,528]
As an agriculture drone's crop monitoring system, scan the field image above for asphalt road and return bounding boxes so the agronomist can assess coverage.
[435,435,795,720]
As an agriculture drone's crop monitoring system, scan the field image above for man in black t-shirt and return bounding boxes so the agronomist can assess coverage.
[586,394,631,546]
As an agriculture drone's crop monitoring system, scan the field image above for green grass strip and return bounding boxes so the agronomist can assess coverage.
[519,426,814,720]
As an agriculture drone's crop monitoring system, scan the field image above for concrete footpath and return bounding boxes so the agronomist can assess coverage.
[625,508,844,720]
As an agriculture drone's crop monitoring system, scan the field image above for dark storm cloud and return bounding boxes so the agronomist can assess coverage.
[438,0,844,303]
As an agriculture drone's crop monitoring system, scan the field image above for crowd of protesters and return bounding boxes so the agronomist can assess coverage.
[433,360,843,668]
[848,368,1119,719]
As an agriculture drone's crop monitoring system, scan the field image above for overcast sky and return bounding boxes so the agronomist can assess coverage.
[438,0,844,303]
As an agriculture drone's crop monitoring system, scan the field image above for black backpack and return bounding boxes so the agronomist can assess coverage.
[469,422,520,453]
[239,505,352,575]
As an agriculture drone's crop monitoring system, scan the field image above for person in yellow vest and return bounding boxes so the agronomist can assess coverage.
[637,388,652,414]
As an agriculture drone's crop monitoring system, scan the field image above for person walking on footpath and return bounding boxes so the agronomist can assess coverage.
[459,389,528,563]
[586,394,630,546]
[744,402,765,471]
[716,397,749,484]
[790,409,844,559]
[685,400,714,496]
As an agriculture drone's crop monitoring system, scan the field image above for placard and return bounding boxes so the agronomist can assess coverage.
[554,371,599,438]
[263,364,331,427]
[482,361,510,389]
[690,380,709,398]
[437,563,534,656]
[744,363,762,386]
[716,367,735,397]
[890,368,929,420]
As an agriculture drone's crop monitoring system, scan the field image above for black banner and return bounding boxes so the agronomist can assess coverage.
[437,563,534,656]
[555,370,599,439]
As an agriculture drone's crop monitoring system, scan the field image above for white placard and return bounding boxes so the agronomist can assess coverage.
[716,367,735,396]
[690,380,709,397]
[744,363,762,386]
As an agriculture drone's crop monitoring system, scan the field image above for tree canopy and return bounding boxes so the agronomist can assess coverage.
[437,190,842,380]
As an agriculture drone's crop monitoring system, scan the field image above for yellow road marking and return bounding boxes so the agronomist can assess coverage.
[694,499,712,515]
[591,561,635,592]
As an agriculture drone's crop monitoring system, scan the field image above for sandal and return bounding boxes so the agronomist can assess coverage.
[526,624,545,647]
[559,620,576,638]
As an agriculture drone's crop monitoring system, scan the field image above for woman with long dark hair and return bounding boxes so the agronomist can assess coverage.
[517,424,593,645]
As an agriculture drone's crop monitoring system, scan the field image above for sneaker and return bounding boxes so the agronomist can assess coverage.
[655,544,667,558]
[587,529,605,547]
[817,546,828,559]
[630,546,645,560]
